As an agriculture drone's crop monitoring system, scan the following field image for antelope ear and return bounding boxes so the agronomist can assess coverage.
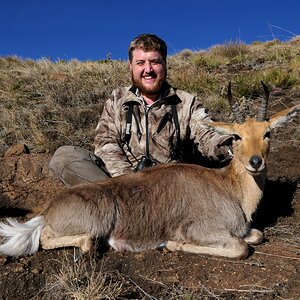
[199,121,236,135]
[269,104,300,129]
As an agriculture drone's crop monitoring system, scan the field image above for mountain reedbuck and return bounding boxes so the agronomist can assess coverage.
[0,82,299,259]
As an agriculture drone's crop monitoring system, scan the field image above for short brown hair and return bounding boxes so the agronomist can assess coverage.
[128,34,167,62]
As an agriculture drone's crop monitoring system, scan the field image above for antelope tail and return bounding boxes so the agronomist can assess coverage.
[0,216,44,257]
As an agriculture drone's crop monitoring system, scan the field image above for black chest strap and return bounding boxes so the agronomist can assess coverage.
[124,104,134,146]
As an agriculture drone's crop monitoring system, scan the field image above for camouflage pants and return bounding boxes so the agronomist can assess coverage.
[49,146,111,186]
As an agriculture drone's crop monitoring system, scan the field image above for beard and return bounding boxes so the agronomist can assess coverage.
[131,71,167,97]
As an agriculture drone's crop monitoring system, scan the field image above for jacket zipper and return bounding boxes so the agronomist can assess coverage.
[144,105,151,158]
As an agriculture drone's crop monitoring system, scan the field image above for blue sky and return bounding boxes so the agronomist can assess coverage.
[1,0,299,61]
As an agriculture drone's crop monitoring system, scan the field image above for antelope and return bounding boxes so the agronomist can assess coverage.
[0,83,299,259]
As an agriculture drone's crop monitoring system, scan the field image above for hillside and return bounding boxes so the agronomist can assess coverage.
[0,37,300,155]
[0,38,300,299]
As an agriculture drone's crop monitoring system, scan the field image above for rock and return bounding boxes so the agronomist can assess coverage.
[15,155,49,183]
[4,144,30,158]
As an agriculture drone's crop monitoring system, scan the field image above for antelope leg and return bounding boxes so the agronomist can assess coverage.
[40,225,93,253]
[165,237,249,260]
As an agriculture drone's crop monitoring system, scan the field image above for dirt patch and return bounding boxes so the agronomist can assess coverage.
[0,116,299,299]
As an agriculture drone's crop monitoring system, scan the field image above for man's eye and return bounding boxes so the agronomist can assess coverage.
[136,61,144,66]
[151,60,161,65]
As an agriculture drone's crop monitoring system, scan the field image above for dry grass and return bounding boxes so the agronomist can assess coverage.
[0,58,130,154]
[1,37,300,155]
[43,252,129,300]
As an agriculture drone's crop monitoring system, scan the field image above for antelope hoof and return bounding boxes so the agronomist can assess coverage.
[79,236,93,254]
[165,241,184,252]
[244,228,264,245]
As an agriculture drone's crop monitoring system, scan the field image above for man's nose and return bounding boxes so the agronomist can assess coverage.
[144,61,153,73]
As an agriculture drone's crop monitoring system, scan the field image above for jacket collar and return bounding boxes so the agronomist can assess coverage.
[122,82,182,106]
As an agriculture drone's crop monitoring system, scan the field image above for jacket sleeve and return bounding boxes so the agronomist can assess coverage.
[94,97,134,177]
[189,97,232,159]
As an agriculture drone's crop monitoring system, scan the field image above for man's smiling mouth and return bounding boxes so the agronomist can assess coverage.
[143,73,157,80]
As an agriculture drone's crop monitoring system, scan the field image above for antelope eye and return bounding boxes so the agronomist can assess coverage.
[233,134,242,141]
[264,131,271,139]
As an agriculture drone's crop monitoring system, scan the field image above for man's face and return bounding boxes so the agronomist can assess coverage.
[130,49,167,99]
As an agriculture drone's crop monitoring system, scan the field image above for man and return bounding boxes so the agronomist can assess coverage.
[49,34,231,186]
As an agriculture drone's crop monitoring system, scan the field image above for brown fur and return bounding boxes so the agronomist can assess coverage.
[43,163,251,255]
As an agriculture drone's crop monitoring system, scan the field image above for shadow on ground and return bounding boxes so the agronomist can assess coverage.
[253,178,297,229]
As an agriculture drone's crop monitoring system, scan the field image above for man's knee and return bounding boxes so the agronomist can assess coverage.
[49,146,111,186]
[49,146,77,177]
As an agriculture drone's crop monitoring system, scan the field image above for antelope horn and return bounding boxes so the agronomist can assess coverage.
[257,81,269,121]
[227,82,244,124]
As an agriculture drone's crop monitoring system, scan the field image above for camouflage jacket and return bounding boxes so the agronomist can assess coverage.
[94,83,231,177]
